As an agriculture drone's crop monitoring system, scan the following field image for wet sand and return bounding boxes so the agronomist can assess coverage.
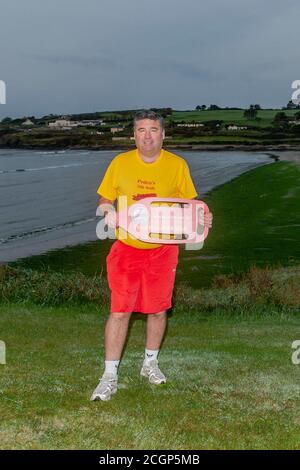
[266,150,300,165]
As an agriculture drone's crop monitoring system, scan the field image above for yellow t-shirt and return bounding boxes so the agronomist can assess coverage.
[97,148,198,249]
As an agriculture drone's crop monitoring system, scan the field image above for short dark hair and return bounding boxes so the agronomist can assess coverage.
[133,109,164,130]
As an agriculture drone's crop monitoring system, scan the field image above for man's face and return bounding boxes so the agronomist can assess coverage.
[134,119,165,158]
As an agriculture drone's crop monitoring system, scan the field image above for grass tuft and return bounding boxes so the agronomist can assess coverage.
[0,264,110,307]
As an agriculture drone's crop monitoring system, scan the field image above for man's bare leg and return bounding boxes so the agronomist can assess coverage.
[105,311,132,360]
[141,311,167,384]
[90,311,132,401]
[145,310,167,350]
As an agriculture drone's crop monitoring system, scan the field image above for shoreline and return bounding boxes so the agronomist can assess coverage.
[1,144,299,166]
[1,143,300,152]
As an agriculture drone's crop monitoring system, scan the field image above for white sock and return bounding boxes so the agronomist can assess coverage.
[104,360,119,377]
[144,349,159,365]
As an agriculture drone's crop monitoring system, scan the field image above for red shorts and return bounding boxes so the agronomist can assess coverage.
[106,241,179,314]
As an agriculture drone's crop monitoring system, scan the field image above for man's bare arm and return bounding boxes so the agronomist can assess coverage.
[97,196,117,228]
[97,196,116,215]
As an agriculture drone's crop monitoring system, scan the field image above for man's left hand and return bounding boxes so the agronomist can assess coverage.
[204,211,213,228]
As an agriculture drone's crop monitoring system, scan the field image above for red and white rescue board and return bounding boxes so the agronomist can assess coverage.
[116,197,210,245]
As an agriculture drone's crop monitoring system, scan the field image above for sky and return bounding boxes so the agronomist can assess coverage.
[0,0,299,118]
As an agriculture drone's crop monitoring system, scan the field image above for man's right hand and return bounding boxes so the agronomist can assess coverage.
[105,210,118,229]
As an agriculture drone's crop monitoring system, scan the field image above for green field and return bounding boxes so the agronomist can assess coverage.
[172,109,299,128]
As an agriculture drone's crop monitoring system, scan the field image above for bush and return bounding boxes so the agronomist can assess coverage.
[1,264,299,312]
[0,265,110,307]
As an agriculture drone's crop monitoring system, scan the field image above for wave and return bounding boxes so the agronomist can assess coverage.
[39,150,66,155]
[0,161,99,174]
[0,217,97,245]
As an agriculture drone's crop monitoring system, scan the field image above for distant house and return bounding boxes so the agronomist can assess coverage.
[177,123,204,128]
[227,124,247,131]
[48,119,76,129]
[110,127,125,133]
[88,130,106,135]
[289,120,300,125]
[77,119,103,127]
[112,136,128,141]
[22,119,34,126]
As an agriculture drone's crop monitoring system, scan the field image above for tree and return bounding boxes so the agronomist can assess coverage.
[286,100,297,110]
[208,104,220,110]
[195,105,206,111]
[295,111,300,120]
[1,117,12,123]
[273,111,289,129]
[274,111,288,123]
[244,105,258,120]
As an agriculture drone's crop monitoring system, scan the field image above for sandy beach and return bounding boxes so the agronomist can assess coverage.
[267,150,300,165]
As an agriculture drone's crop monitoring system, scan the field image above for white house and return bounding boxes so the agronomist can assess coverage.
[177,123,204,128]
[48,119,76,129]
[227,125,248,131]
[110,127,125,133]
[22,119,34,126]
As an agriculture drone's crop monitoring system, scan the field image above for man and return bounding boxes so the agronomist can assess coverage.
[91,110,213,401]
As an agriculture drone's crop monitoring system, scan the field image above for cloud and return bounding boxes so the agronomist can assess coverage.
[1,0,300,116]
[30,53,116,69]
[140,58,215,80]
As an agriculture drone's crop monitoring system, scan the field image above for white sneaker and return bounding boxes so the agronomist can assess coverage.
[90,373,118,401]
[140,359,166,385]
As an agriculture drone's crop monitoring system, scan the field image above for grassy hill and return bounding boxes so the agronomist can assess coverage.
[1,108,300,148]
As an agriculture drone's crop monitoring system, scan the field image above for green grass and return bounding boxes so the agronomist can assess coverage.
[168,135,266,143]
[0,302,300,449]
[180,161,300,288]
